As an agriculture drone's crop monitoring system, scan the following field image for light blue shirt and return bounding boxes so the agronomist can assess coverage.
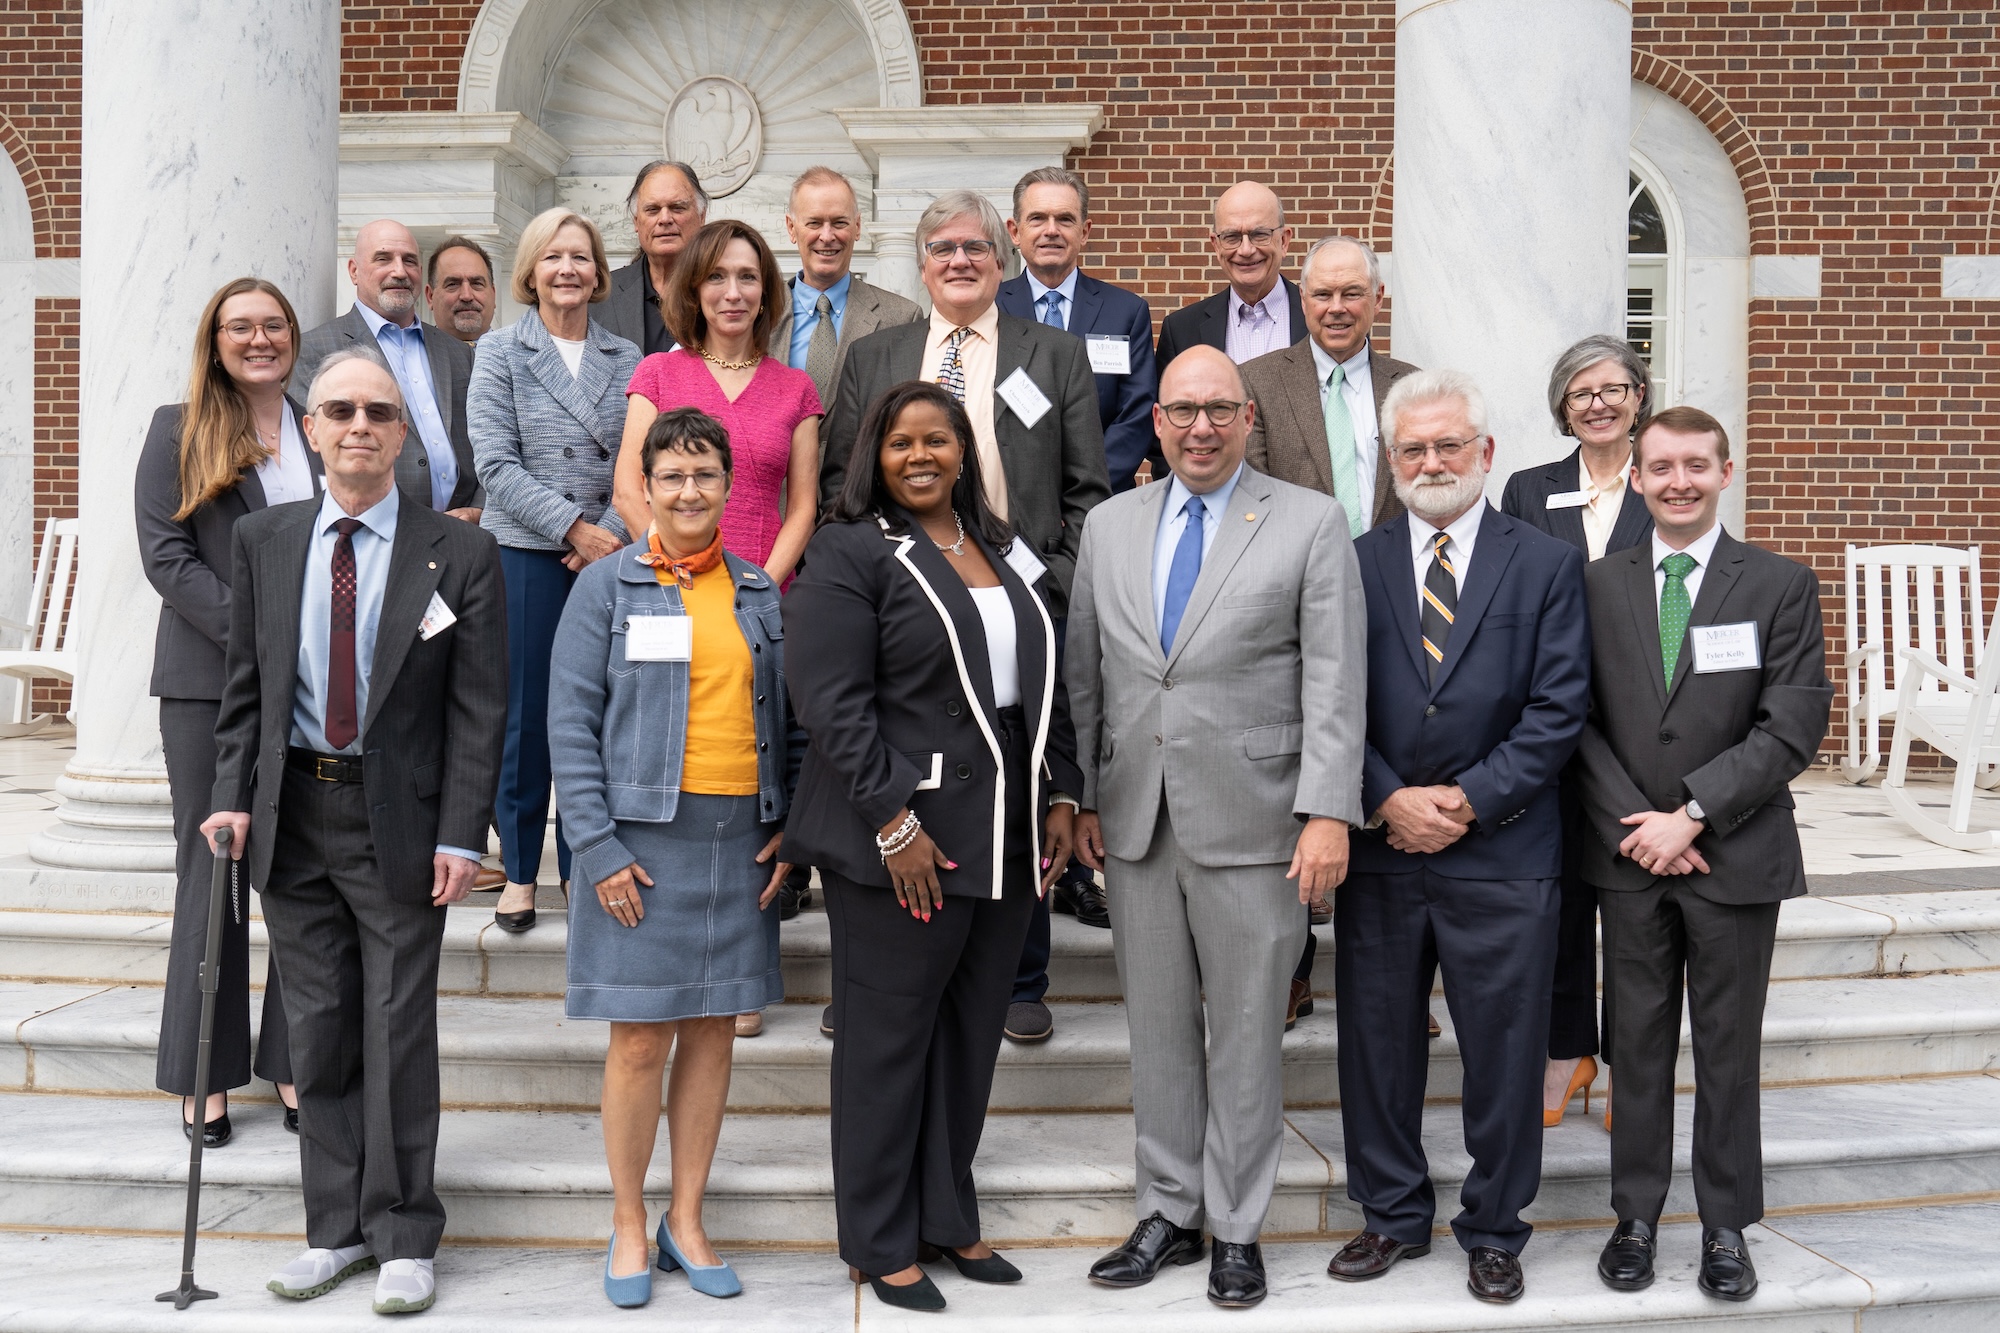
[356,303,456,510]
[1152,461,1244,636]
[1025,267,1080,331]
[787,271,852,369]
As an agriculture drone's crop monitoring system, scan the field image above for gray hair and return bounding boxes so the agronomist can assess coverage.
[916,189,1010,255]
[1302,234,1381,290]
[1547,335,1653,437]
[1012,166,1090,221]
[625,160,709,217]
[306,347,402,414]
[1380,367,1490,446]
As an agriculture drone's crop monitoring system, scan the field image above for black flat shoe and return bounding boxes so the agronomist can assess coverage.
[181,1111,232,1148]
[918,1243,1021,1284]
[1207,1240,1266,1308]
[1698,1227,1757,1301]
[1598,1218,1655,1291]
[850,1266,945,1312]
[1089,1212,1205,1287]
[493,907,536,933]
[283,1106,299,1135]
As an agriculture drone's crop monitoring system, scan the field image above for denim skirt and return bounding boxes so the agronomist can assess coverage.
[564,793,783,1023]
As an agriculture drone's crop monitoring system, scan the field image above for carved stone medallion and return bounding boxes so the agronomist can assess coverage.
[665,76,763,198]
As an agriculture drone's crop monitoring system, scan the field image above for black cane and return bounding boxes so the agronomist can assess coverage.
[156,825,232,1310]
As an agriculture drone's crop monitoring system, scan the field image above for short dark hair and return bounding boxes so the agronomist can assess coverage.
[1633,404,1730,464]
[426,235,493,287]
[641,406,733,479]
[663,220,783,356]
[828,381,1013,553]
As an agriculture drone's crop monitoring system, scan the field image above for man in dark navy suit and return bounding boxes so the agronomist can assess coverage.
[1327,369,1591,1306]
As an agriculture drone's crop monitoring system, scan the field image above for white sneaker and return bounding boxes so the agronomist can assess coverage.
[373,1257,437,1315]
[268,1244,376,1299]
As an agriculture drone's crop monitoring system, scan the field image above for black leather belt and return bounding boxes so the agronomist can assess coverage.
[286,748,364,782]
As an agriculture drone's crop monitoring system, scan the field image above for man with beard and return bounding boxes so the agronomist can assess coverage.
[424,236,497,345]
[296,220,481,522]
[1328,369,1590,1306]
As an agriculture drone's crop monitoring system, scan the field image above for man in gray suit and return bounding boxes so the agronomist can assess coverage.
[203,350,507,1316]
[1070,346,1366,1308]
[598,160,706,356]
[295,220,482,523]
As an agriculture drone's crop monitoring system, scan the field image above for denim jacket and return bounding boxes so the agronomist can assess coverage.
[549,541,804,892]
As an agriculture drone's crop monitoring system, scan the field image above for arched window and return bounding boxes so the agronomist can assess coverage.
[1627,169,1674,399]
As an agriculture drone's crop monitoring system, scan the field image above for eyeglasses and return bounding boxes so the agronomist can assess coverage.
[219,319,292,343]
[922,239,998,263]
[1159,399,1245,428]
[1392,438,1482,465]
[648,469,728,492]
[1563,383,1638,411]
[315,399,402,424]
[1213,227,1281,249]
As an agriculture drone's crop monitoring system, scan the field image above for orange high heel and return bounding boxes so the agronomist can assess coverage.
[1543,1055,1599,1128]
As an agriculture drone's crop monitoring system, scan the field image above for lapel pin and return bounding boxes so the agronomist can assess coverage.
[1245,513,1257,522]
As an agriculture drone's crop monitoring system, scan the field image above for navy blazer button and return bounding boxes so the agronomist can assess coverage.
[563,446,574,458]
[955,763,973,779]
[1425,704,1438,717]
[945,700,961,716]
[1659,730,1675,744]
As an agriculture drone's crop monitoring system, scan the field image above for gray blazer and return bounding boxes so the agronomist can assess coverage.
[1066,465,1367,866]
[768,274,923,414]
[294,306,480,511]
[1242,338,1419,531]
[469,309,641,553]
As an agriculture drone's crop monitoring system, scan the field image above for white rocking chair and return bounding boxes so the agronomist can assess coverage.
[1842,543,1995,788]
[1883,613,2000,851]
[0,516,80,735]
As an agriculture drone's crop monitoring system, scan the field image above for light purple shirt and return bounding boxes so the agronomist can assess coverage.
[1224,282,1289,364]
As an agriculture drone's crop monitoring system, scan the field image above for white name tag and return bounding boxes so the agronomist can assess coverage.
[1545,490,1590,510]
[418,591,456,641]
[1691,621,1760,674]
[625,614,693,662]
[1002,539,1048,586]
[997,366,1053,429]
[1086,335,1131,376]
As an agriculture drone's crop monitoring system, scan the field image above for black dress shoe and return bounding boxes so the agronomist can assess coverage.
[1327,1231,1429,1281]
[1207,1241,1266,1308]
[1088,1213,1205,1287]
[1004,1000,1054,1043]
[1052,877,1110,928]
[1597,1218,1655,1291]
[493,907,535,933]
[1698,1227,1757,1301]
[283,1105,299,1135]
[918,1243,1021,1283]
[819,1004,834,1037]
[181,1111,232,1148]
[1467,1246,1524,1303]
[850,1266,946,1312]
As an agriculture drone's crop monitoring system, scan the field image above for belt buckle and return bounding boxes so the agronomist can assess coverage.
[313,756,341,782]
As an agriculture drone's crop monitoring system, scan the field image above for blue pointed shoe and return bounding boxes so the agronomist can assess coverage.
[657,1216,742,1297]
[604,1235,653,1307]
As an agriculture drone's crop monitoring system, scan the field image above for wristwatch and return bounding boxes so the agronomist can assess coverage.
[1684,798,1706,825]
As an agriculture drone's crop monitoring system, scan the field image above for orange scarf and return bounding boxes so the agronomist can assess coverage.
[638,527,724,589]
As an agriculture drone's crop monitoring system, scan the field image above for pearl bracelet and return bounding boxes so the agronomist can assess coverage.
[875,811,921,861]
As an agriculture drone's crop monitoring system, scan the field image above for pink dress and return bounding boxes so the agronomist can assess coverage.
[625,350,824,568]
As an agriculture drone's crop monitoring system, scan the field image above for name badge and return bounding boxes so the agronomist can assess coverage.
[997,366,1053,428]
[1086,335,1131,376]
[1545,490,1590,510]
[1691,621,1760,674]
[1002,539,1048,586]
[625,615,693,662]
[418,591,456,641]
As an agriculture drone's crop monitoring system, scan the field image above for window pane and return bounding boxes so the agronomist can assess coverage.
[1628,184,1667,254]
[1626,288,1656,366]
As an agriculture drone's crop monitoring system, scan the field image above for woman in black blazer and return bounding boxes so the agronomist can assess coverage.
[782,381,1079,1313]
[1500,333,1654,1132]
[134,277,319,1145]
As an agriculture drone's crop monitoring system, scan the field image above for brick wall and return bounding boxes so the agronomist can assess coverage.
[340,3,480,112]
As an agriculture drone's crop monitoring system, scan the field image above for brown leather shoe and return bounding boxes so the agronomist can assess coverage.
[1427,1011,1441,1038]
[1467,1246,1524,1303]
[1308,900,1333,926]
[472,865,507,891]
[1326,1232,1429,1281]
[1285,978,1314,1031]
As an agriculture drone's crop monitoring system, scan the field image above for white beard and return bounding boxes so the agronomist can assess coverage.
[1394,463,1488,523]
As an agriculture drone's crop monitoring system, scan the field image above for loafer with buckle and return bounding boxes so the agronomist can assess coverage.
[1285,977,1314,1031]
[1003,1000,1053,1043]
[1052,877,1110,928]
[1328,1231,1429,1281]
[1088,1212,1205,1287]
[1208,1240,1265,1308]
[1467,1246,1524,1303]
[1698,1227,1757,1301]
[1598,1218,1655,1291]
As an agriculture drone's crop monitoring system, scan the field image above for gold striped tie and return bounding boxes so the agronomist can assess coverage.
[1421,531,1457,683]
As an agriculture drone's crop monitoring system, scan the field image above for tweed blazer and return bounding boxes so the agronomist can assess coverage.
[469,309,641,553]
[1241,338,1419,532]
[769,273,923,416]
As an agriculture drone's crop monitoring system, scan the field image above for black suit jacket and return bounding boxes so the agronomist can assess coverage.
[1574,530,1832,904]
[996,271,1158,493]
[1155,276,1306,372]
[1500,446,1653,558]
[135,402,325,701]
[819,315,1111,618]
[598,257,673,356]
[293,307,480,511]
[210,495,509,902]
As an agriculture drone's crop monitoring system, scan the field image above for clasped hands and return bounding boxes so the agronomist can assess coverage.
[1616,806,1709,877]
[1378,785,1476,855]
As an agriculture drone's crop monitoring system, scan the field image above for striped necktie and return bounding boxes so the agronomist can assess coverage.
[936,326,970,402]
[1421,531,1456,684]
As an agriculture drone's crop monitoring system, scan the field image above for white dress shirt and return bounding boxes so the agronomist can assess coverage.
[1578,451,1632,561]
[1152,462,1244,635]
[356,303,456,510]
[1650,521,1724,610]
[1407,500,1487,600]
[1225,283,1288,364]
[918,304,1004,518]
[1308,337,1380,514]
[1024,267,1080,331]
[254,401,316,505]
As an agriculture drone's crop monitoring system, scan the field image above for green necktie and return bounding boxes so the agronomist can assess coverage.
[1322,363,1364,538]
[1659,551,1697,688]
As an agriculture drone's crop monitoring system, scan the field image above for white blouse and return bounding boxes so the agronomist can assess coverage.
[968,585,1020,708]
[254,402,316,505]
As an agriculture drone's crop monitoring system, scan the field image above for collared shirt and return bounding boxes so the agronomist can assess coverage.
[1408,500,1487,601]
[254,401,316,506]
[1651,521,1724,611]
[1308,337,1381,519]
[1024,267,1080,331]
[292,486,398,756]
[639,264,676,357]
[1152,462,1244,636]
[787,271,852,369]
[1225,282,1289,364]
[1579,451,1633,561]
[918,303,1005,519]
[355,303,455,510]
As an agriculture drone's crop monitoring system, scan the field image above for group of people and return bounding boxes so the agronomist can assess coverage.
[132,159,1831,1318]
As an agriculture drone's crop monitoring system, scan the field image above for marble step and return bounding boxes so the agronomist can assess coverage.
[3,1077,1998,1246]
[7,967,2000,1113]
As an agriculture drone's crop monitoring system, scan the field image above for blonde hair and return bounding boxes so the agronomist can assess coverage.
[174,277,300,521]
[510,208,612,306]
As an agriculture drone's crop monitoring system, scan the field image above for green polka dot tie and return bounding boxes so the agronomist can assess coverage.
[1659,551,1697,689]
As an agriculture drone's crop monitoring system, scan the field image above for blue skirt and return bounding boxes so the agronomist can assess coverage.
[565,792,783,1023]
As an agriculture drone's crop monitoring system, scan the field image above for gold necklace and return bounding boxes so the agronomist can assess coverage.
[697,343,759,372]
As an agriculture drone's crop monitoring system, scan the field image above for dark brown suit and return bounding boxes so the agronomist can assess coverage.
[1241,339,1420,531]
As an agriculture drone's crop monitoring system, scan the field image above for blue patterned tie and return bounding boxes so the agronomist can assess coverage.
[1160,495,1206,653]
[1039,291,1066,330]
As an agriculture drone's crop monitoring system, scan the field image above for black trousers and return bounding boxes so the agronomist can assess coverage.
[1336,866,1557,1255]
[155,697,290,1096]
[260,760,450,1260]
[825,709,1038,1275]
[1599,879,1780,1230]
[1549,780,1601,1061]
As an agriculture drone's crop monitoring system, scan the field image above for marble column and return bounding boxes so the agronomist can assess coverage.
[30,0,339,877]
[1391,0,1630,486]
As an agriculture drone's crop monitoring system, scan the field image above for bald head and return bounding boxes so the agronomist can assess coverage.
[1159,344,1246,405]
[1155,346,1253,494]
[1209,181,1294,306]
[350,219,422,327]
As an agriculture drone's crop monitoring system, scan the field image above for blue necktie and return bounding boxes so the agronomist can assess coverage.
[1160,495,1206,654]
[1039,291,1066,330]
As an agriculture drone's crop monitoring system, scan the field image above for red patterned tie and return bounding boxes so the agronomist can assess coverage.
[325,517,362,750]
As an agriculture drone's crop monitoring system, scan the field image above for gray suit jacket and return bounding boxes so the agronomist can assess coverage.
[1066,465,1367,865]
[293,306,480,511]
[1242,339,1418,531]
[768,273,923,415]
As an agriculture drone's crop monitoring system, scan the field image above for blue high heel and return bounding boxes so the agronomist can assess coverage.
[656,1215,742,1297]
[603,1234,653,1307]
